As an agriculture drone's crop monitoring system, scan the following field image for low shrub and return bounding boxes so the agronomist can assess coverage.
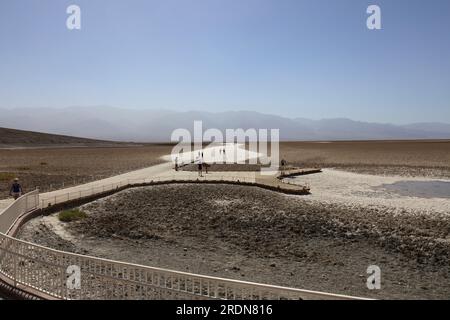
[58,209,87,222]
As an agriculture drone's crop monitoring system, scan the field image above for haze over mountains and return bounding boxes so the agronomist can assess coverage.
[1,106,450,142]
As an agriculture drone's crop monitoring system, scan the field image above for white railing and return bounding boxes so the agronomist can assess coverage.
[0,179,366,300]
[39,175,258,208]
[0,232,362,300]
[0,190,39,234]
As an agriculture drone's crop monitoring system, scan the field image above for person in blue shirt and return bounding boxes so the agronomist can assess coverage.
[10,178,23,200]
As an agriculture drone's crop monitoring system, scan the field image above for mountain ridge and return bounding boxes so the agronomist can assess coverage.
[1,107,450,142]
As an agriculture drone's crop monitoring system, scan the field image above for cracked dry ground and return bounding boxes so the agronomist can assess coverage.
[19,184,450,299]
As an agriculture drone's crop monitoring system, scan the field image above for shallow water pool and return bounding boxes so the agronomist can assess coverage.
[380,180,450,199]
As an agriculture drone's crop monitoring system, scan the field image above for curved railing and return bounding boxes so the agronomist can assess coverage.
[0,178,367,300]
[39,175,258,208]
[0,191,39,234]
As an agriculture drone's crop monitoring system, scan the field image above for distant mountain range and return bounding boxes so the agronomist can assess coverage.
[1,106,450,142]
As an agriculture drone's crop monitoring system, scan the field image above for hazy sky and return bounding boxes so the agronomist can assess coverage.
[0,0,449,124]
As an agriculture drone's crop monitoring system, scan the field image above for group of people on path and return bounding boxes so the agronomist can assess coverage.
[173,152,209,177]
[197,152,209,176]
[175,146,230,176]
[218,148,226,156]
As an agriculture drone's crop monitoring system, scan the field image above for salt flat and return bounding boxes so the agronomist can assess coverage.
[288,169,450,214]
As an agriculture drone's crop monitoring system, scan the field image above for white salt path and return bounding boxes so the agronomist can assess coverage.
[162,143,262,165]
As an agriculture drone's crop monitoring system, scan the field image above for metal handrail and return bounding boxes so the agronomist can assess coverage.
[0,190,39,234]
[38,175,258,208]
[0,230,365,300]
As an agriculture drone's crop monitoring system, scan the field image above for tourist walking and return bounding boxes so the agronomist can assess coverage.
[10,178,23,200]
[198,157,203,177]
[281,159,287,175]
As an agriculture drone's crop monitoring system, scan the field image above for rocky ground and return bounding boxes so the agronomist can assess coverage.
[18,183,450,299]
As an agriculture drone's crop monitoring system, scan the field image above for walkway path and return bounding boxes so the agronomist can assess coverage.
[4,143,308,210]
[0,199,13,212]
[161,143,262,165]
[39,162,173,205]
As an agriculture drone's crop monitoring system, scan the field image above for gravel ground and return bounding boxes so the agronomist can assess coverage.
[18,183,450,299]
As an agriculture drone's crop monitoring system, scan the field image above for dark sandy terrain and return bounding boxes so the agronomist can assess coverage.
[0,127,119,147]
[0,145,172,198]
[279,140,450,178]
[19,184,450,299]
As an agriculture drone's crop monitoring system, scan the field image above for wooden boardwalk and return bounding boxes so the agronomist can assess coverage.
[278,167,322,178]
